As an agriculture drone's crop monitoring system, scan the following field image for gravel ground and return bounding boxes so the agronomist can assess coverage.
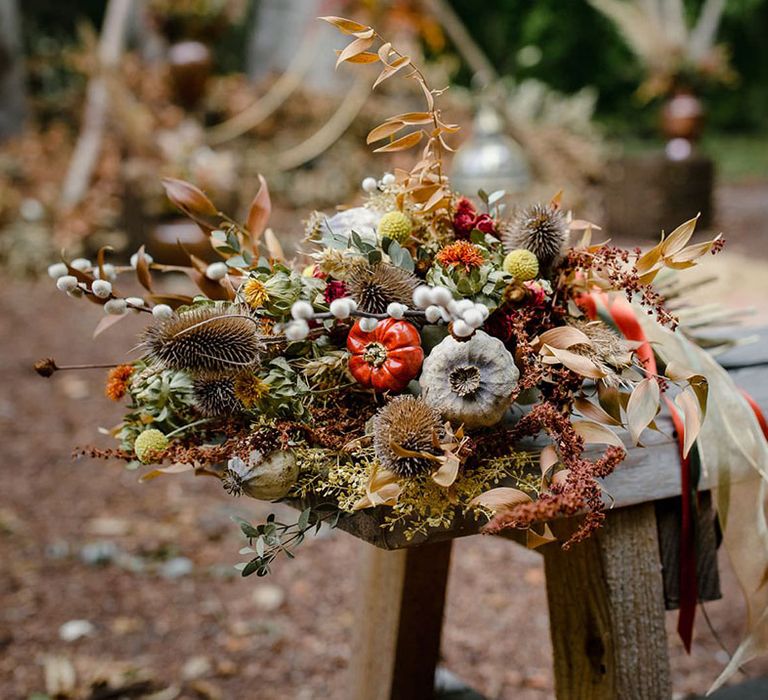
[1,182,768,700]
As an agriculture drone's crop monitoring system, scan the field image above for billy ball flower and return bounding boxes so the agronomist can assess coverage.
[134,429,168,464]
[435,241,485,272]
[377,211,412,242]
[502,249,539,281]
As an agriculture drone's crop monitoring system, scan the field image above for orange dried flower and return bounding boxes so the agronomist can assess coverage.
[105,364,134,401]
[436,240,485,271]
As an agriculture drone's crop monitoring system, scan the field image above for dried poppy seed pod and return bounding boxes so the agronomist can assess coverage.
[223,450,298,500]
[420,331,519,428]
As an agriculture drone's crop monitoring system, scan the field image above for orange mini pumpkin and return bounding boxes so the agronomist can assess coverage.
[347,318,423,393]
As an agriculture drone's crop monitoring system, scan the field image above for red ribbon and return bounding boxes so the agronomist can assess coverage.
[583,293,697,651]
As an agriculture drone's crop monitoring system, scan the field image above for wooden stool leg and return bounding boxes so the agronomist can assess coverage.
[542,502,671,700]
[347,539,453,700]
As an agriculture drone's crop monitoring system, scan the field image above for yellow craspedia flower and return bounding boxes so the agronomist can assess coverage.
[502,249,539,281]
[134,429,168,464]
[377,211,412,242]
[242,278,269,309]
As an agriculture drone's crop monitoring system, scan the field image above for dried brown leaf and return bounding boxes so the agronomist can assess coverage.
[373,130,424,153]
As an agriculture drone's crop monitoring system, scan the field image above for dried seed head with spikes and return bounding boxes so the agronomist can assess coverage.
[192,374,243,417]
[569,319,634,384]
[141,307,264,375]
[345,262,417,315]
[502,203,569,270]
[373,396,445,478]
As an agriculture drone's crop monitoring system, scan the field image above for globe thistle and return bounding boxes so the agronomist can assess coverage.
[134,429,168,464]
[192,375,243,416]
[373,396,445,477]
[142,307,263,375]
[502,203,569,269]
[345,262,417,315]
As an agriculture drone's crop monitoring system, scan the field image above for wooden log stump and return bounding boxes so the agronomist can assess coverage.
[347,538,453,700]
[542,503,671,700]
[603,152,714,240]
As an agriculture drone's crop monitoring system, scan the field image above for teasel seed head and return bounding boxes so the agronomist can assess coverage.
[502,203,569,270]
[373,396,445,478]
[141,306,263,375]
[346,262,417,315]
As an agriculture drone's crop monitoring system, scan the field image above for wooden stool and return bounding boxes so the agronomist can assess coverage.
[296,330,767,700]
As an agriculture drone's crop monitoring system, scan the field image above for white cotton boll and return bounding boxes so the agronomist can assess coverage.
[205,262,228,281]
[291,300,315,320]
[361,177,378,193]
[440,307,452,323]
[329,298,352,319]
[359,317,378,333]
[48,262,69,279]
[91,280,112,298]
[425,305,442,324]
[152,304,174,320]
[285,319,310,341]
[452,320,473,338]
[430,286,453,308]
[104,299,127,315]
[462,308,485,329]
[56,275,79,292]
[130,252,154,268]
[475,303,490,321]
[95,264,116,280]
[387,302,406,319]
[412,285,433,309]
[454,299,475,314]
[70,258,91,272]
[381,172,396,186]
[347,298,358,311]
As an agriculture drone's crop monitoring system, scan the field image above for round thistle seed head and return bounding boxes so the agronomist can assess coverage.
[141,307,263,375]
[373,396,445,478]
[346,262,417,315]
[192,374,243,417]
[502,204,568,269]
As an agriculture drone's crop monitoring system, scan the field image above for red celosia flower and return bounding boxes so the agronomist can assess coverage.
[436,240,485,271]
[105,364,134,401]
[452,197,497,238]
[323,279,347,304]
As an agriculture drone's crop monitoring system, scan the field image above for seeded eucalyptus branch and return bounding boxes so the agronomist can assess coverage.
[236,504,343,577]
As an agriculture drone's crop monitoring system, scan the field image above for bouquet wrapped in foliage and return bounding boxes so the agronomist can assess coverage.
[36,16,768,691]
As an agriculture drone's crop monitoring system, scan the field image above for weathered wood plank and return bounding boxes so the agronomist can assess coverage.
[655,491,721,610]
[346,538,452,700]
[543,503,671,699]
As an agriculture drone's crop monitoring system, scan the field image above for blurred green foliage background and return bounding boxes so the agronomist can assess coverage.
[18,0,768,136]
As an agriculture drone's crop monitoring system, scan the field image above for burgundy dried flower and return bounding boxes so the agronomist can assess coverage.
[324,280,348,304]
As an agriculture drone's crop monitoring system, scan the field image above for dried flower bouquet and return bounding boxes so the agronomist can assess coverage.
[37,16,726,569]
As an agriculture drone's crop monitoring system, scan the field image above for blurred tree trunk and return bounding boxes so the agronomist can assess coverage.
[0,0,26,139]
[246,0,351,95]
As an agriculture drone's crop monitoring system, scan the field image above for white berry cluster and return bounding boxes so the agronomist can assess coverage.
[49,253,171,319]
[361,172,397,194]
[412,285,489,338]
